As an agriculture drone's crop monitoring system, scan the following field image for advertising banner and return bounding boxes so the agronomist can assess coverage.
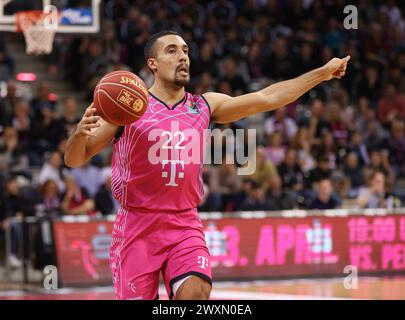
[52,213,405,286]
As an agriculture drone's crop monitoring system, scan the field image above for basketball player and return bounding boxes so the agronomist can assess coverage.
[64,31,350,300]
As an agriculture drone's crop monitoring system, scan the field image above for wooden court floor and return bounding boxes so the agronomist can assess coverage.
[0,276,404,300]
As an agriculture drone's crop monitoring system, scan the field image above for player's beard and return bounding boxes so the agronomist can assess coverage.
[174,69,190,87]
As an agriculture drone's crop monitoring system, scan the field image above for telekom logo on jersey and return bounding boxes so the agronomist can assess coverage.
[147,121,257,185]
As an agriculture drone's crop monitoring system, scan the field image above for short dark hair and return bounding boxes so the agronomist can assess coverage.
[144,30,181,60]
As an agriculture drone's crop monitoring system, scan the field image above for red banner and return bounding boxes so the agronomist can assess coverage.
[52,214,405,286]
[204,215,405,279]
[53,221,113,286]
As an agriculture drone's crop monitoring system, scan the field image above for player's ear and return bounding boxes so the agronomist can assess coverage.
[147,58,157,73]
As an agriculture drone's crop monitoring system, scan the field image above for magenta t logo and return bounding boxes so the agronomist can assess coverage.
[197,256,209,270]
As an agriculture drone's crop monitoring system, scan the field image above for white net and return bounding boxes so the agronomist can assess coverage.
[22,23,56,55]
[16,9,58,55]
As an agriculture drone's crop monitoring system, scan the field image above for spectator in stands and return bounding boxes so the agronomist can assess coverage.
[233,178,254,211]
[364,149,394,185]
[357,65,382,107]
[347,130,370,167]
[277,148,304,192]
[206,0,236,26]
[0,127,29,178]
[316,131,338,169]
[357,171,401,209]
[31,101,57,163]
[81,39,110,95]
[343,152,364,197]
[293,42,317,77]
[95,169,118,216]
[219,57,247,96]
[191,42,219,79]
[305,154,332,189]
[291,127,315,173]
[378,83,405,128]
[194,72,215,95]
[198,182,222,212]
[388,120,405,175]
[124,14,151,73]
[241,181,273,211]
[309,178,341,210]
[37,179,62,217]
[325,101,350,148]
[387,63,405,93]
[262,36,294,81]
[102,22,121,63]
[265,132,286,166]
[216,80,233,96]
[12,99,31,152]
[3,177,33,268]
[246,42,264,80]
[206,160,241,211]
[31,82,56,117]
[264,108,298,143]
[301,99,328,145]
[248,146,277,188]
[70,161,103,198]
[0,52,13,82]
[355,97,372,128]
[52,97,81,149]
[0,80,18,128]
[358,108,388,151]
[324,17,346,51]
[266,174,296,210]
[37,151,65,193]
[61,175,96,216]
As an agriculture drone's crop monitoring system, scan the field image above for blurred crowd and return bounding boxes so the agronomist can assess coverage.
[1,0,405,265]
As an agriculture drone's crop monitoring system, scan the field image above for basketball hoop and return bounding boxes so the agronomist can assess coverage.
[15,8,59,55]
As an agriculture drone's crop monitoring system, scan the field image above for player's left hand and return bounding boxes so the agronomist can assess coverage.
[323,56,350,81]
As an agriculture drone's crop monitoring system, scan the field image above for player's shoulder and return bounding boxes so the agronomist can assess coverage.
[200,91,232,113]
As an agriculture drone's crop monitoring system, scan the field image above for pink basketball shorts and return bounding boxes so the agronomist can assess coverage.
[109,207,212,300]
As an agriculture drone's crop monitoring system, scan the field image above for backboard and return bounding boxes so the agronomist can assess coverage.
[0,0,101,33]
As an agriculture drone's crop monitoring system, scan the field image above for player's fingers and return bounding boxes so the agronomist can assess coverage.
[82,123,101,130]
[80,129,96,137]
[342,55,351,62]
[80,116,100,125]
[84,106,97,117]
[82,116,100,124]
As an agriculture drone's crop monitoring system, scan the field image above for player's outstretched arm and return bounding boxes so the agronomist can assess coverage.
[64,104,119,168]
[204,56,350,123]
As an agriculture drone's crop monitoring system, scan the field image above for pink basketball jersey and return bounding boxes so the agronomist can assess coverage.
[111,92,211,213]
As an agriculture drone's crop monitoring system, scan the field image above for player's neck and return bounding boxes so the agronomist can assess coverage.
[149,81,185,105]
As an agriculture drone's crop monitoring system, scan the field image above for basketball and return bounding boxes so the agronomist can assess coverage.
[93,70,148,126]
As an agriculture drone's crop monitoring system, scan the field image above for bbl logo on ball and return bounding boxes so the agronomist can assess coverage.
[118,90,135,109]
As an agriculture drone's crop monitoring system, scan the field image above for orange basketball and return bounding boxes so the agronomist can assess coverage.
[93,70,148,126]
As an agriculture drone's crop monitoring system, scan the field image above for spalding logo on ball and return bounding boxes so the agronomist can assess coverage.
[93,71,148,126]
